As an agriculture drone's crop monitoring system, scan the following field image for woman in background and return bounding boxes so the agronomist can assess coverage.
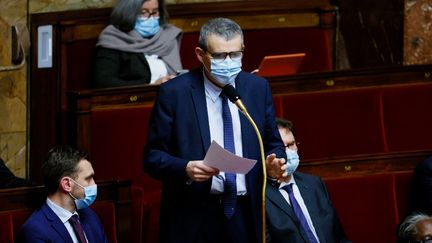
[93,0,183,88]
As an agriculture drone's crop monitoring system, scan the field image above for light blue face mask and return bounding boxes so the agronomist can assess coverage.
[134,16,160,38]
[285,149,300,175]
[210,58,242,86]
[69,179,98,210]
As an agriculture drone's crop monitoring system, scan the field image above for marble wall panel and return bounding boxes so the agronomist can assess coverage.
[0,0,28,178]
[404,0,432,65]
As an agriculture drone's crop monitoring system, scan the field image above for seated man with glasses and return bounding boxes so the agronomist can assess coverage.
[93,0,184,88]
[398,213,432,243]
[266,117,350,243]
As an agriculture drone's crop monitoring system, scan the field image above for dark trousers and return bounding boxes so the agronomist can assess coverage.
[197,195,258,243]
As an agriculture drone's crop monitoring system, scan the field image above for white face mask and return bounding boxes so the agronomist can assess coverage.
[209,58,242,86]
[285,149,300,175]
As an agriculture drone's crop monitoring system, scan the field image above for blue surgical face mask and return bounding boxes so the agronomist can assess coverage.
[134,16,160,38]
[210,58,242,86]
[69,179,98,210]
[285,149,300,175]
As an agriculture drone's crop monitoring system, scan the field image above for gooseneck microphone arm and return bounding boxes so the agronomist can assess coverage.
[222,84,267,243]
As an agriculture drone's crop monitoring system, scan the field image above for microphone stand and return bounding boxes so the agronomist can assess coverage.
[222,85,267,243]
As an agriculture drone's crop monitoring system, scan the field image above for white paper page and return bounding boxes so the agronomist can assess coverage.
[203,140,257,174]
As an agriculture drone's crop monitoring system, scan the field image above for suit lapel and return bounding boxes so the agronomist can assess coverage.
[236,76,251,159]
[189,70,211,152]
[266,184,293,217]
[41,203,74,243]
[80,212,96,243]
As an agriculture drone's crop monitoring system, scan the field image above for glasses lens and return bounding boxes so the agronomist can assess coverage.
[211,53,227,62]
[229,51,243,60]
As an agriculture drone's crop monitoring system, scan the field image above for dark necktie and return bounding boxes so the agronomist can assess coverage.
[69,214,87,243]
[221,94,237,219]
[282,184,319,243]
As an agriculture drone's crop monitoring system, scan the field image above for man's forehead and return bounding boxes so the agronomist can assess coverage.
[207,34,243,51]
[76,159,94,175]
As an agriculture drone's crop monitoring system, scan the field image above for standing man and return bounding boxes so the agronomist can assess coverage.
[143,18,286,243]
[18,146,108,243]
[266,118,350,243]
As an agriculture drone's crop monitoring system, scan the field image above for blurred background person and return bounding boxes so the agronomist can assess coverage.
[398,212,432,243]
[93,0,183,88]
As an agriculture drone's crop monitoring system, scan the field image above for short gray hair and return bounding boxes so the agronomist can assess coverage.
[198,18,243,51]
[398,213,432,242]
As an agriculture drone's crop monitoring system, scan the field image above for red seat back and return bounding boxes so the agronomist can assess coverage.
[91,202,118,243]
[0,212,14,243]
[324,174,399,243]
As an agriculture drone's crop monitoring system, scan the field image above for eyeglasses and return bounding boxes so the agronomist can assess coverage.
[284,141,299,149]
[205,50,243,63]
[140,9,159,20]
[412,236,432,243]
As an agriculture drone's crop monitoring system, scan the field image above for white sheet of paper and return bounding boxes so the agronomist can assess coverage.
[203,140,257,174]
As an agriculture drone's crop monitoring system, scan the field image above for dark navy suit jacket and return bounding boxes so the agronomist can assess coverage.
[266,172,350,243]
[143,68,285,243]
[18,202,108,243]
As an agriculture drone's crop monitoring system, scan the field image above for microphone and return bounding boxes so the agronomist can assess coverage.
[222,84,248,115]
[222,84,267,243]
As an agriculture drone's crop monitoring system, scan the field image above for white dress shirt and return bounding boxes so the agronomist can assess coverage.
[46,198,88,243]
[146,54,169,84]
[203,72,247,195]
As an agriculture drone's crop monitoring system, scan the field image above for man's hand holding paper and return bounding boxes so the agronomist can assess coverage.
[203,141,257,174]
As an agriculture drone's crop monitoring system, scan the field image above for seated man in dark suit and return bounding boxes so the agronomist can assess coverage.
[266,118,350,243]
[411,156,432,214]
[0,158,33,189]
[18,146,108,243]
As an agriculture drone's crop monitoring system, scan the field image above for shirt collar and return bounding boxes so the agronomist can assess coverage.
[279,175,296,189]
[46,198,76,224]
[202,69,236,103]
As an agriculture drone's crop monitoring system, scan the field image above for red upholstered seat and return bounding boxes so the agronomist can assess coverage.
[381,83,432,152]
[91,105,161,242]
[280,88,386,160]
[324,174,399,243]
[12,210,32,240]
[132,186,161,243]
[91,202,118,243]
[272,96,284,118]
[0,212,14,243]
[393,171,414,221]
[91,105,160,190]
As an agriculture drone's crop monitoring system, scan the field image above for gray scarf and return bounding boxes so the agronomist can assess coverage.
[97,24,183,73]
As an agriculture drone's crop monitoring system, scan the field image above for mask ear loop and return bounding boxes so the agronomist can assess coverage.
[68,177,85,201]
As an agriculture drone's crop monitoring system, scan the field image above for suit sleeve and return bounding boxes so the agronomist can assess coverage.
[17,223,49,243]
[263,80,286,160]
[143,83,190,183]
